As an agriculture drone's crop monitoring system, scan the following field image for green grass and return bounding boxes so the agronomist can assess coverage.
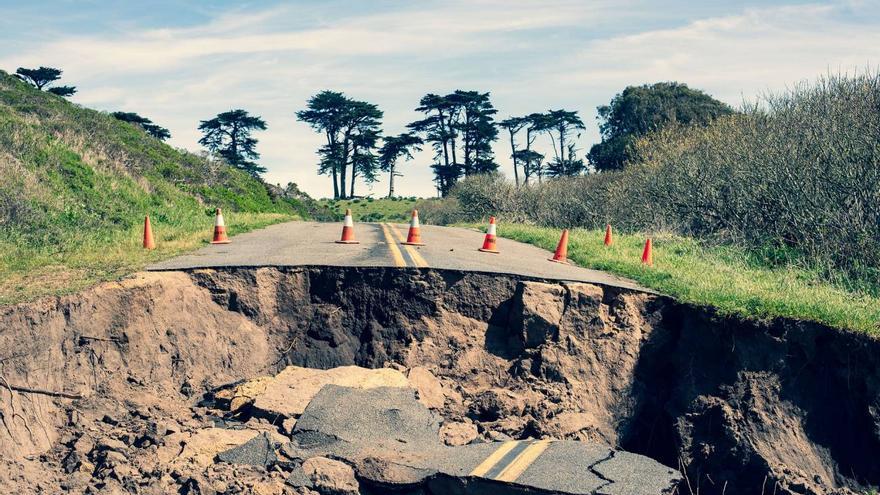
[490,224,880,334]
[319,196,419,222]
[0,70,306,305]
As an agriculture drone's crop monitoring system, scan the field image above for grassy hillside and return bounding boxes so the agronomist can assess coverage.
[320,197,419,222]
[0,70,304,304]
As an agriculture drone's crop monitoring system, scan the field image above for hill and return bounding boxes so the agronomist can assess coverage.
[0,70,307,304]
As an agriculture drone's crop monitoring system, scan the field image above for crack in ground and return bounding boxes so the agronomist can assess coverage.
[588,450,616,493]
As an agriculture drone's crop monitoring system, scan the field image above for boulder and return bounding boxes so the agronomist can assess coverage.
[515,282,565,348]
[252,366,409,419]
[301,457,359,495]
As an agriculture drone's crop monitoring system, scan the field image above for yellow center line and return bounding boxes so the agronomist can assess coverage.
[469,441,519,478]
[387,223,429,268]
[494,440,552,482]
[379,223,407,267]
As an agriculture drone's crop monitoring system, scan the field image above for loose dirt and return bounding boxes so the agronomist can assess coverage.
[1,266,878,494]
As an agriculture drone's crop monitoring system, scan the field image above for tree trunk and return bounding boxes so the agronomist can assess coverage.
[388,165,395,198]
[508,128,519,186]
[339,137,349,199]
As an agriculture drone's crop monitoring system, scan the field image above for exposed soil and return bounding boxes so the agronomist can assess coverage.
[0,266,878,494]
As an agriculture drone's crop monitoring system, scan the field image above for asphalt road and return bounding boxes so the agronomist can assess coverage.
[148,220,646,291]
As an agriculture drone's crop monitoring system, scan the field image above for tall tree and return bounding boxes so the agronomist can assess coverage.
[198,109,267,177]
[588,82,733,171]
[112,111,171,141]
[15,66,77,97]
[535,110,586,177]
[296,92,382,198]
[409,90,499,196]
[378,133,423,198]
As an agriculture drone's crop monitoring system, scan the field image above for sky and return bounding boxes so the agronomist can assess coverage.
[1,0,879,198]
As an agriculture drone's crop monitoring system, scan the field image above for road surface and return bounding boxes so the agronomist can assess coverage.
[148,221,647,292]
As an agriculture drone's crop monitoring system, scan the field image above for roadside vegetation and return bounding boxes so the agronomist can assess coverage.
[0,71,305,304]
[419,72,880,333]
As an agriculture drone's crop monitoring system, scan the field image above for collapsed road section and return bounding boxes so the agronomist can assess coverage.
[1,266,879,494]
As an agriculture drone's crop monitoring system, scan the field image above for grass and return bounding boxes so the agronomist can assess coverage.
[489,224,880,334]
[0,211,296,305]
[319,197,419,222]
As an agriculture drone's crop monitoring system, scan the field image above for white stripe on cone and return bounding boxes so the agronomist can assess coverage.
[344,214,354,227]
[411,213,420,228]
[215,212,225,227]
[487,221,496,236]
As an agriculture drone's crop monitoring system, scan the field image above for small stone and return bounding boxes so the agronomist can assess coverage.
[282,418,297,436]
[95,437,128,454]
[439,422,478,447]
[301,456,359,495]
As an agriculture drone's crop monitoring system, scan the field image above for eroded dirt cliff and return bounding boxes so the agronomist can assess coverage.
[0,267,878,494]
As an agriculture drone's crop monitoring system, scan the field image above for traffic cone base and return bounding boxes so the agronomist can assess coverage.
[478,216,499,253]
[336,209,360,244]
[548,229,569,263]
[402,209,425,245]
[211,208,231,244]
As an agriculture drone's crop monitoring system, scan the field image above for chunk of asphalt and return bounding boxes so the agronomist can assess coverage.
[285,462,313,489]
[292,385,443,451]
[215,432,278,467]
[592,450,683,495]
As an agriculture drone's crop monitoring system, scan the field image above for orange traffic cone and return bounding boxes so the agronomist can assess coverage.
[641,238,653,266]
[211,208,231,244]
[143,215,156,250]
[401,209,425,246]
[478,216,499,253]
[548,229,569,263]
[604,224,613,246]
[336,209,359,244]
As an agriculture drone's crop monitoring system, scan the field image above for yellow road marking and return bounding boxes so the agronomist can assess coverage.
[494,440,552,482]
[379,223,407,267]
[469,441,519,477]
[387,223,429,267]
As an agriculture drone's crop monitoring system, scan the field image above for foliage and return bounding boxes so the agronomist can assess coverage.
[588,82,733,171]
[112,111,171,140]
[408,90,499,196]
[0,70,304,304]
[198,109,268,177]
[296,91,384,199]
[318,197,418,222]
[15,66,77,97]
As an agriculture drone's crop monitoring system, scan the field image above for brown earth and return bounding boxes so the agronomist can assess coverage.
[0,266,878,494]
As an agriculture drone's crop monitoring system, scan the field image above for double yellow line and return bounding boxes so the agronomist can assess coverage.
[470,440,552,482]
[380,223,428,268]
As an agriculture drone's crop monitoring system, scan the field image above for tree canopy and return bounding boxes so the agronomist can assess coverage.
[408,90,499,196]
[534,110,586,177]
[198,109,267,177]
[15,66,77,97]
[112,111,171,141]
[296,91,383,198]
[587,82,733,171]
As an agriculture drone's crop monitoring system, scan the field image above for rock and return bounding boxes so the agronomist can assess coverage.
[301,457,359,495]
[62,451,86,474]
[157,428,260,468]
[282,418,297,436]
[215,376,274,413]
[72,433,94,454]
[94,436,128,454]
[285,462,313,489]
[252,366,410,419]
[439,422,478,446]
[544,412,596,438]
[469,388,526,421]
[516,282,565,348]
[407,367,445,409]
[216,432,278,467]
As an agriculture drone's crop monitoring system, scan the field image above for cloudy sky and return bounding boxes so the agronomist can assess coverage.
[2,0,879,198]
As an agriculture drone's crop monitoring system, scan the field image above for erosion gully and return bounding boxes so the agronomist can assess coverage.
[0,266,878,494]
